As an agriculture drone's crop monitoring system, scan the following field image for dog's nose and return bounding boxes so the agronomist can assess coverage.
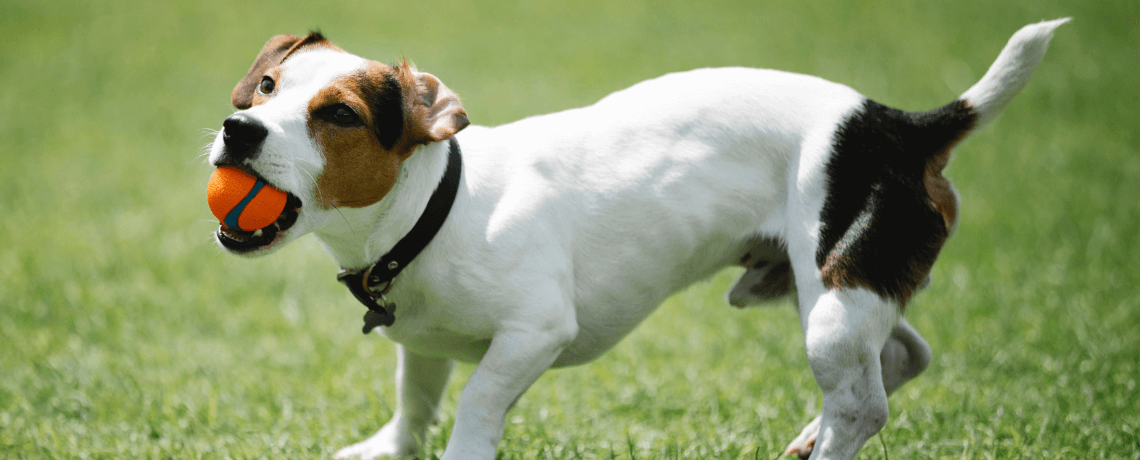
[222,113,268,154]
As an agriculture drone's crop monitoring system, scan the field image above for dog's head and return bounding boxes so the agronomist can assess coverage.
[207,33,469,255]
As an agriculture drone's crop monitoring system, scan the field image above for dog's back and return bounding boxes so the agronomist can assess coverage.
[451,18,1069,349]
[451,67,867,361]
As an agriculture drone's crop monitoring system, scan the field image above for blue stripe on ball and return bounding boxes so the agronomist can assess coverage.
[224,180,266,230]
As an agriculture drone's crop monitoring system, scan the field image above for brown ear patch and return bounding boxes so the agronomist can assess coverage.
[394,61,470,146]
[232,32,342,109]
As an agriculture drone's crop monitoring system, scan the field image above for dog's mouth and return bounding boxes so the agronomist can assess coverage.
[215,191,303,254]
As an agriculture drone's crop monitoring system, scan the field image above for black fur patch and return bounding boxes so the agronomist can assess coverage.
[358,70,404,150]
[815,99,976,304]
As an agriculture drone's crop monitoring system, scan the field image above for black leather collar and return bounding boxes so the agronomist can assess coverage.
[337,138,462,333]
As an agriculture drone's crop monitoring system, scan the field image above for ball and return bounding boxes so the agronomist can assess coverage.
[207,167,287,231]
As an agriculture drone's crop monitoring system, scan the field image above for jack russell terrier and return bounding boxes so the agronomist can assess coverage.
[206,19,1067,460]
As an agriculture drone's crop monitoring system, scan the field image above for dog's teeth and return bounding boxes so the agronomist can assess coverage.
[253,229,263,237]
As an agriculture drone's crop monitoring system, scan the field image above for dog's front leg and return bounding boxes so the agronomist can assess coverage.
[335,345,453,459]
[440,320,577,460]
[795,287,898,460]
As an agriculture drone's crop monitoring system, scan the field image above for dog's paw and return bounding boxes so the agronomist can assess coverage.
[783,415,821,459]
[334,422,417,460]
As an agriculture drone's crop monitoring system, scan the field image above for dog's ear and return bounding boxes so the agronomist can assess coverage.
[231,35,303,109]
[397,61,470,145]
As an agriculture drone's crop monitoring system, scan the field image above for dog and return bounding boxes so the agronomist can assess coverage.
[205,19,1067,460]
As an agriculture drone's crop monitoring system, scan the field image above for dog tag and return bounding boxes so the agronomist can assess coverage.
[362,309,388,334]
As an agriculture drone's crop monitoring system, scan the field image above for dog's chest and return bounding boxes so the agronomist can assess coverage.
[380,322,493,363]
[373,282,499,363]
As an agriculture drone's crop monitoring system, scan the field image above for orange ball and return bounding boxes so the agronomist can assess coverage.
[207,167,287,231]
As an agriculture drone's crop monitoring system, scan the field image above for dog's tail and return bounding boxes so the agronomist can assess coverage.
[959,18,1070,131]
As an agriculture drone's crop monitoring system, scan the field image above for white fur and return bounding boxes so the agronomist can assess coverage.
[208,20,1066,460]
[962,18,1070,129]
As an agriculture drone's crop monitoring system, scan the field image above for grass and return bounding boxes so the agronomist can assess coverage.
[1,0,1138,458]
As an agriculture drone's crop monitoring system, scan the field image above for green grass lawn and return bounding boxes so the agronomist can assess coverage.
[2,0,1137,458]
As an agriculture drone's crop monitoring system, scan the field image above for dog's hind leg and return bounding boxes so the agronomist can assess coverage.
[879,318,931,392]
[784,318,930,459]
[334,346,453,460]
[782,281,897,460]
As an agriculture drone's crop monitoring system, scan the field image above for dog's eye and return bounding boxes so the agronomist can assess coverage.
[257,76,275,95]
[323,104,362,127]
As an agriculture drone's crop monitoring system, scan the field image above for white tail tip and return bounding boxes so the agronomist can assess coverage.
[960,18,1071,128]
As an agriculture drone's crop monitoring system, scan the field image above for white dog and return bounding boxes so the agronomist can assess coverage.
[206,19,1067,460]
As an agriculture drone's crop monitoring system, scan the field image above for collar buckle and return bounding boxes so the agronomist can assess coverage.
[337,268,396,333]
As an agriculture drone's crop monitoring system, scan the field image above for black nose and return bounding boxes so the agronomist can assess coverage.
[222,113,268,155]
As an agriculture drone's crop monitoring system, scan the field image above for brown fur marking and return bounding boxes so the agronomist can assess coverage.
[924,101,975,235]
[924,139,964,234]
[232,33,341,109]
[308,63,407,209]
[394,60,470,146]
[307,59,470,209]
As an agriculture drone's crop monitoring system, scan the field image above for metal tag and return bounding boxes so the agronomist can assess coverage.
[361,296,397,334]
[362,310,387,334]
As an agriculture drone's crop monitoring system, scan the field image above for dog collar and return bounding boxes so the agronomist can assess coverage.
[337,138,462,333]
